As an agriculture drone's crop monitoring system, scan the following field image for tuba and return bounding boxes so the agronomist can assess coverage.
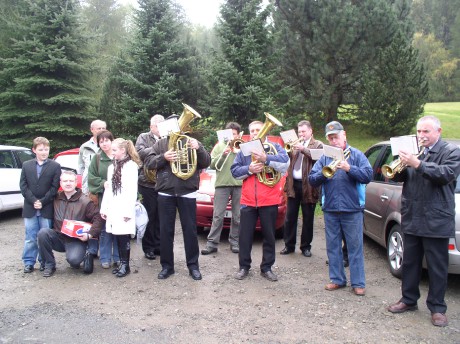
[253,112,283,187]
[322,148,351,178]
[168,103,202,180]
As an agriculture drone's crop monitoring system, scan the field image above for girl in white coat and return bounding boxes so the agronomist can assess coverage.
[101,138,140,277]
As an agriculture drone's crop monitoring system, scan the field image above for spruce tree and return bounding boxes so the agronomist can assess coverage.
[99,0,196,139]
[0,0,94,152]
[274,0,398,122]
[204,0,283,129]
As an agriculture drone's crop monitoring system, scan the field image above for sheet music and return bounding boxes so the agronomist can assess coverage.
[280,129,298,143]
[217,129,234,143]
[309,148,324,160]
[323,145,344,160]
[157,118,180,138]
[389,135,418,156]
[239,139,264,157]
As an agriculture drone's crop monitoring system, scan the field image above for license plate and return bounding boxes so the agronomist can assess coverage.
[224,210,232,218]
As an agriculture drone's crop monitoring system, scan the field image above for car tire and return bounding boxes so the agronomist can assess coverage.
[387,224,404,279]
[275,225,284,239]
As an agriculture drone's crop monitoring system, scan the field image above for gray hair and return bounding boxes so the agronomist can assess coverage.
[150,114,165,125]
[418,115,441,131]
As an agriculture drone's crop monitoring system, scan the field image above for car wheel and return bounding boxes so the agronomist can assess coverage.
[387,224,404,278]
[275,225,284,239]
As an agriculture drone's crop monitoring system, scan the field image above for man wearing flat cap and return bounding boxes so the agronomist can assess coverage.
[309,121,372,296]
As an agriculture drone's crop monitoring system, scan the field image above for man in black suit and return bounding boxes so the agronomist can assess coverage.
[20,137,61,273]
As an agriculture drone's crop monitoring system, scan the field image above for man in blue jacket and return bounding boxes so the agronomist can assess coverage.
[309,121,372,296]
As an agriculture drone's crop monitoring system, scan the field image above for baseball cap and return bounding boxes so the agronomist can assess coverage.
[325,121,344,136]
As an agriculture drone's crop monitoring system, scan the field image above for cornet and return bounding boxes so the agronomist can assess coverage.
[322,148,351,178]
[382,143,424,179]
[215,132,245,172]
[285,138,304,153]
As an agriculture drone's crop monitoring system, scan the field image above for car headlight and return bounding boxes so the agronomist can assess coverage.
[196,193,212,203]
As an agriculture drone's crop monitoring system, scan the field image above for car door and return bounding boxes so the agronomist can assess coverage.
[0,149,23,212]
[364,144,401,245]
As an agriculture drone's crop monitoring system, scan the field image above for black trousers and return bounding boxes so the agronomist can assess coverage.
[401,233,449,314]
[139,185,160,254]
[239,205,277,273]
[284,180,316,251]
[157,195,199,271]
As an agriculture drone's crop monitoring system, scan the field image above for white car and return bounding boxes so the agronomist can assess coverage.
[0,145,35,213]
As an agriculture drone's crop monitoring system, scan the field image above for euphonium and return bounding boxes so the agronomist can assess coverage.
[253,112,283,187]
[168,103,202,180]
[382,145,424,179]
[215,132,245,172]
[322,148,351,178]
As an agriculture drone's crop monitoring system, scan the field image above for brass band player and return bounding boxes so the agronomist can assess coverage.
[280,120,323,257]
[201,122,243,255]
[144,109,211,281]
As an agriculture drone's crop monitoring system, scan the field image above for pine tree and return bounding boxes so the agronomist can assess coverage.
[0,0,94,152]
[99,0,197,139]
[204,0,284,129]
[274,0,398,123]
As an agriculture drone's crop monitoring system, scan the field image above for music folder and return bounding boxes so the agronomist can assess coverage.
[239,139,264,157]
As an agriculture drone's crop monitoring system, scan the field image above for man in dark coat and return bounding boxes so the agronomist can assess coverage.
[387,115,460,327]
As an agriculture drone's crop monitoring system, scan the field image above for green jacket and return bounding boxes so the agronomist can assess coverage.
[87,151,113,206]
[210,142,242,188]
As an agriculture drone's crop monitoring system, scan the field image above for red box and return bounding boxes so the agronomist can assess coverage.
[61,219,92,238]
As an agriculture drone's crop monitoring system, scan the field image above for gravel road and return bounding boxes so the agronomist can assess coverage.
[1,209,459,343]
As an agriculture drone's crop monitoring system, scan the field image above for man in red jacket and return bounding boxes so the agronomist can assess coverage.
[231,120,289,282]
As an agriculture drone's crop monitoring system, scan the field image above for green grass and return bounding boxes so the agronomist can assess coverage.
[342,102,460,151]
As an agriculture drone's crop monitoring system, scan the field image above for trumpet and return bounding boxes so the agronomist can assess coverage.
[382,144,424,179]
[285,138,303,153]
[215,132,245,172]
[322,148,351,178]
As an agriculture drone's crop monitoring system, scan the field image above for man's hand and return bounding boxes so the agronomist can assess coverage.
[399,150,421,169]
[252,150,267,163]
[33,200,42,210]
[78,233,91,242]
[249,161,264,174]
[336,159,351,172]
[188,138,199,150]
[163,149,177,162]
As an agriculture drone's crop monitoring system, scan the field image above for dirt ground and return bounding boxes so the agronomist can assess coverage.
[1,209,459,344]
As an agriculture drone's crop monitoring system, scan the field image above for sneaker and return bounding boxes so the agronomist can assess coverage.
[101,262,111,269]
[43,267,56,277]
[24,265,34,273]
[201,247,217,255]
[231,246,239,253]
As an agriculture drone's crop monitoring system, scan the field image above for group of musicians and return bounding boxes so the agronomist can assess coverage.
[136,111,459,328]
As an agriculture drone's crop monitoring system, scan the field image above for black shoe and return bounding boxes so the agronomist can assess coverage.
[24,265,34,273]
[39,263,45,271]
[261,270,278,281]
[280,247,294,255]
[144,251,156,260]
[158,268,175,280]
[116,263,130,277]
[235,268,249,280]
[189,269,202,280]
[43,267,56,278]
[302,249,312,257]
[83,252,94,274]
[201,247,217,255]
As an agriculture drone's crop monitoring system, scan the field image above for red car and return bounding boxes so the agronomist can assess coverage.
[196,135,287,237]
[53,148,82,188]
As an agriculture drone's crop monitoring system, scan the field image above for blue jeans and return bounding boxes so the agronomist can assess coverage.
[99,225,119,264]
[324,211,366,288]
[22,216,52,266]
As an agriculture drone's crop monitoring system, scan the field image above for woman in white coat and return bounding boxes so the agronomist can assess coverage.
[101,138,140,277]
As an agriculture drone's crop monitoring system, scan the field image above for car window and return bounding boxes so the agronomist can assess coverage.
[0,150,15,168]
[365,145,382,170]
[55,154,78,171]
[15,149,35,167]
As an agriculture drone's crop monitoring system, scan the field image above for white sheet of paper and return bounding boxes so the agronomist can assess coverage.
[390,135,418,156]
[309,148,324,160]
[239,139,264,157]
[157,118,180,138]
[280,129,298,144]
[217,129,234,143]
[323,145,344,160]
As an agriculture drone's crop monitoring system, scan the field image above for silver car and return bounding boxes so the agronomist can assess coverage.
[364,141,460,277]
